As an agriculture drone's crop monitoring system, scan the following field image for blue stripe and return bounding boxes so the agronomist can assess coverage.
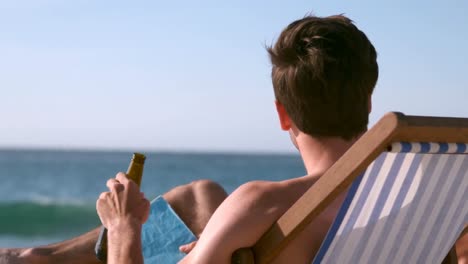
[400,155,456,261]
[385,154,440,260]
[420,142,430,153]
[419,156,468,263]
[348,154,406,262]
[457,143,467,153]
[323,153,388,262]
[393,142,468,154]
[312,173,365,264]
[366,153,423,262]
[437,143,449,153]
[401,142,412,153]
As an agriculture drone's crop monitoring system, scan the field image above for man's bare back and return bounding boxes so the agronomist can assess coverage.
[262,177,349,264]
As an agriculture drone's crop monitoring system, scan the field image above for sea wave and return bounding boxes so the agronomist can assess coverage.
[0,201,100,237]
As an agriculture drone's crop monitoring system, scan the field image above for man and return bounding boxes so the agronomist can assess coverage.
[170,14,379,264]
[4,14,457,264]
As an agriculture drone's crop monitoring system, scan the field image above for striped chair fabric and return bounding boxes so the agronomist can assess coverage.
[313,142,468,264]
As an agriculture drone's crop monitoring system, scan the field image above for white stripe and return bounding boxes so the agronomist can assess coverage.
[412,142,421,153]
[357,154,415,263]
[425,158,468,261]
[334,154,397,264]
[375,154,431,263]
[401,154,425,208]
[380,153,415,218]
[322,161,376,262]
[448,143,458,153]
[393,154,447,263]
[390,142,403,152]
[429,142,440,153]
[354,154,397,228]
[407,155,462,263]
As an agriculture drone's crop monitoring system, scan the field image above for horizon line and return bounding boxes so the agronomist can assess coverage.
[0,145,299,156]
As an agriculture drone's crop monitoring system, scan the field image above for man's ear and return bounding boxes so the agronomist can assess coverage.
[275,100,292,131]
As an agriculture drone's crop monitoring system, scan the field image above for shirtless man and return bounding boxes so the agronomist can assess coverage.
[7,14,461,264]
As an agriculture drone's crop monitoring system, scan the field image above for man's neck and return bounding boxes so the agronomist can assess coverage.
[297,134,361,176]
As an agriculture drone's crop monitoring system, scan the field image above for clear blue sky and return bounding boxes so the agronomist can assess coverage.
[1,0,467,153]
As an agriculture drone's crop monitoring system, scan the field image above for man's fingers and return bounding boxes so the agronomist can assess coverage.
[96,192,111,223]
[141,198,150,222]
[179,240,198,254]
[115,172,129,185]
[99,191,110,200]
[106,178,119,188]
[106,178,124,193]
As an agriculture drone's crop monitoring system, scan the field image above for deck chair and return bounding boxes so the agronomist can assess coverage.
[233,112,468,264]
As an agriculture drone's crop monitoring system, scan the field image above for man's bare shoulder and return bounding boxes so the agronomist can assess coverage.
[232,175,322,217]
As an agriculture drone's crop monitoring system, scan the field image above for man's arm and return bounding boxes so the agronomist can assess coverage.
[107,219,144,264]
[96,172,150,264]
[180,180,296,264]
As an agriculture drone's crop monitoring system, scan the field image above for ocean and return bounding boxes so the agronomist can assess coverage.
[0,149,305,248]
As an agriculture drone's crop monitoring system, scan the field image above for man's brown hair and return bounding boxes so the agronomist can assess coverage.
[268,15,378,140]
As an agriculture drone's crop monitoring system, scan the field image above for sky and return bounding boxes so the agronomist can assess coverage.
[1,0,467,153]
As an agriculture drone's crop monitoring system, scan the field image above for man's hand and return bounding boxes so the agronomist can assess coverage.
[96,172,150,264]
[96,172,150,229]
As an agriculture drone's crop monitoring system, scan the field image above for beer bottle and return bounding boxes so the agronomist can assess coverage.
[95,153,146,263]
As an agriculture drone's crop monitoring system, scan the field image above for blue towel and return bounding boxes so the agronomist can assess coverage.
[142,196,197,263]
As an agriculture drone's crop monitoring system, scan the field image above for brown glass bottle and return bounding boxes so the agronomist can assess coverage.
[95,153,146,263]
